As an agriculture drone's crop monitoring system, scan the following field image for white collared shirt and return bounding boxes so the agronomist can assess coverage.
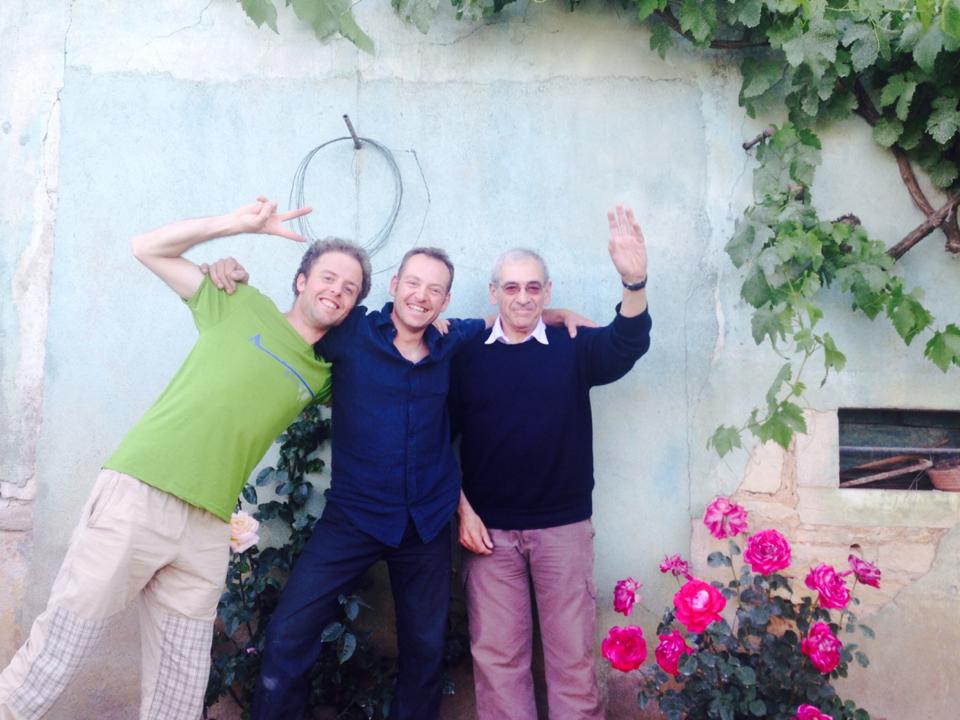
[485,316,550,345]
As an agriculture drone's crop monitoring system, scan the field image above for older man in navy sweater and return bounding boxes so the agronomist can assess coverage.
[449,206,651,720]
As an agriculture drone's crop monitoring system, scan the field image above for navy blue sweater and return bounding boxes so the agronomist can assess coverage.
[449,307,651,530]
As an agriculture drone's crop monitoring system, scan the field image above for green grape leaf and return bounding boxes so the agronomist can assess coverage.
[944,0,960,40]
[751,306,791,345]
[841,21,880,72]
[741,265,776,308]
[733,0,763,27]
[709,425,743,457]
[766,363,793,408]
[338,11,375,53]
[924,324,960,371]
[783,21,837,78]
[913,23,945,72]
[928,159,959,188]
[886,286,933,345]
[679,0,717,44]
[290,0,374,52]
[636,0,667,23]
[240,0,279,32]
[727,220,772,267]
[392,0,440,34]
[821,332,847,379]
[873,116,904,147]
[926,97,960,144]
[649,17,674,59]
[757,401,807,449]
[741,58,784,99]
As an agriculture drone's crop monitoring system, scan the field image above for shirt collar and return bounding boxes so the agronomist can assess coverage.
[377,302,442,355]
[485,316,549,345]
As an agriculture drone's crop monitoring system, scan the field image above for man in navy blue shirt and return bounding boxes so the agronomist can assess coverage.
[248,247,483,720]
[450,206,651,720]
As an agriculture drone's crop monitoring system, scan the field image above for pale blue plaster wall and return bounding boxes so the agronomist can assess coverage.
[3,0,959,717]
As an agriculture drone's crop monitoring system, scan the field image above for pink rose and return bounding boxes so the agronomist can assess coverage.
[655,630,694,675]
[673,578,726,633]
[659,554,692,579]
[601,625,647,672]
[801,622,843,674]
[845,554,881,588]
[792,705,833,720]
[804,563,851,609]
[703,496,749,539]
[229,510,260,553]
[613,577,642,616]
[743,529,792,575]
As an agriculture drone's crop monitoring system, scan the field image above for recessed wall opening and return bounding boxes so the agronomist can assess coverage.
[839,408,960,491]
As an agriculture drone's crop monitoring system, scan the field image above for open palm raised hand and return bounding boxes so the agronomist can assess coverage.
[607,205,647,283]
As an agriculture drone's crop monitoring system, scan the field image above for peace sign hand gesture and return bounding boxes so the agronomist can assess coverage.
[233,196,312,242]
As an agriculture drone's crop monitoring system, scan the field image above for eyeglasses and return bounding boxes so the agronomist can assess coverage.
[497,282,545,296]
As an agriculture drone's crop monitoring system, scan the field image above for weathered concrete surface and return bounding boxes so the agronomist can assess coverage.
[0,1,957,718]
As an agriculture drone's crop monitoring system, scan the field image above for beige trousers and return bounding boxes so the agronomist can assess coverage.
[0,469,230,720]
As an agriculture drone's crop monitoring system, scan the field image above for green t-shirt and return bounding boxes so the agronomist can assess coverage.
[105,277,331,521]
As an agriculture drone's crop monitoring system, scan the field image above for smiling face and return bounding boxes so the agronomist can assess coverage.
[490,255,551,340]
[294,250,364,330]
[389,252,452,333]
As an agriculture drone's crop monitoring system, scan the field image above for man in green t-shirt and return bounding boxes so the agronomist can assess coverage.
[0,198,370,720]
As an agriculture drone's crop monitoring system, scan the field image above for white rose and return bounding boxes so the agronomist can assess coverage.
[229,510,260,553]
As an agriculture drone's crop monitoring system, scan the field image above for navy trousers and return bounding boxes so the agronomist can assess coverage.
[251,500,451,720]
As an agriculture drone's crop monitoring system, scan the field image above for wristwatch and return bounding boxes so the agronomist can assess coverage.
[622,276,647,291]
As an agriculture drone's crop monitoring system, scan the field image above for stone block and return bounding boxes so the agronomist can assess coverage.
[796,410,839,488]
[797,487,960,528]
[740,440,785,495]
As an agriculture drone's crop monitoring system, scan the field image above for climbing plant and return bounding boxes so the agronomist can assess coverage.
[233,0,960,455]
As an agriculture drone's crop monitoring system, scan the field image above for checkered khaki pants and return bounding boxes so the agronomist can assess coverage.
[0,469,230,720]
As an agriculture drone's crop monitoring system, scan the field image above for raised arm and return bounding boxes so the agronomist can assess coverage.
[607,205,648,317]
[130,197,309,299]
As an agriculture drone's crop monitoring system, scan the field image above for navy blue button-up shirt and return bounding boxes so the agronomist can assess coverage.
[315,303,485,546]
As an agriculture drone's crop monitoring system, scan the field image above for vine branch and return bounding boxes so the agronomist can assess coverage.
[887,194,960,259]
[852,78,960,255]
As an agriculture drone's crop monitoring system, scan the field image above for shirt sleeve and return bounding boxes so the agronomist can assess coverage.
[446,318,487,353]
[314,305,367,362]
[575,305,652,387]
[184,276,255,334]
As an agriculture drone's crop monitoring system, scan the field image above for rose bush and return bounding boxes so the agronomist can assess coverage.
[229,510,260,553]
[602,496,876,720]
[659,553,692,579]
[703,496,749,539]
[601,625,647,671]
[805,563,852,610]
[743,528,791,575]
[614,577,642,616]
[655,630,694,676]
[794,705,834,720]
[801,622,843,674]
[673,579,726,633]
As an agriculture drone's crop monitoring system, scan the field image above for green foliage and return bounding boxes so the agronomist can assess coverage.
[204,403,394,719]
[637,545,874,720]
[709,122,955,457]
[235,0,373,52]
